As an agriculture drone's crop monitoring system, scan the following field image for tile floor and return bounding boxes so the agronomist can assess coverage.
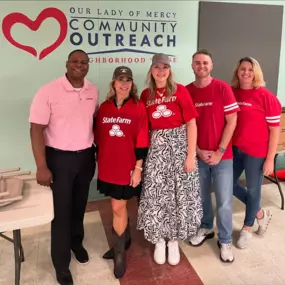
[1,182,285,285]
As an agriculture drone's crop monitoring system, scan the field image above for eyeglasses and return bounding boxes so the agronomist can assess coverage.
[68,60,89,65]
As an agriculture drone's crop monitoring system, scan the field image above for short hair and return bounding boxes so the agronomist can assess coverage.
[231,56,266,88]
[192,49,213,60]
[67,49,88,60]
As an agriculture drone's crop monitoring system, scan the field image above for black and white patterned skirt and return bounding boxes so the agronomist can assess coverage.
[137,125,203,244]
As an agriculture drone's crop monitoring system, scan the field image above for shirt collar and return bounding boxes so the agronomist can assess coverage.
[61,74,89,91]
[113,96,130,107]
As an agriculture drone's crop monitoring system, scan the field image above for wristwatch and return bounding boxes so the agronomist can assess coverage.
[217,147,226,154]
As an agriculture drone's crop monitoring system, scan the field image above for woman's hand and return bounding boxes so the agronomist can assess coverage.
[263,158,274,176]
[184,156,196,172]
[130,168,142,188]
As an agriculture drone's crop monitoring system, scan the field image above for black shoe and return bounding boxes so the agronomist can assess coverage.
[56,270,73,285]
[71,246,89,264]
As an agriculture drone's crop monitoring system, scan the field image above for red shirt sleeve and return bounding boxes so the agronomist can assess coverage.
[177,85,199,123]
[222,83,240,115]
[262,88,282,127]
[136,101,150,148]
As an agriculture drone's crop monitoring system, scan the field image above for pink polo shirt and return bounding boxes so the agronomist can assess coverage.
[29,75,99,151]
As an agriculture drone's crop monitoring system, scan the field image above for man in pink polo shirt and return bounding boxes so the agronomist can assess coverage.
[29,49,98,285]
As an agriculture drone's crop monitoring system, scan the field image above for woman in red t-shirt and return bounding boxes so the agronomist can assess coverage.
[137,53,203,266]
[231,57,281,249]
[94,66,149,278]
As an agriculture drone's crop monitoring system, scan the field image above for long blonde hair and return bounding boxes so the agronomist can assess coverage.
[106,79,139,103]
[146,66,177,101]
[231,57,266,88]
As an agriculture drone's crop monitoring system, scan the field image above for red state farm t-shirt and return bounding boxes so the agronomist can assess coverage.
[140,84,198,130]
[232,87,282,158]
[94,98,149,185]
[185,78,240,160]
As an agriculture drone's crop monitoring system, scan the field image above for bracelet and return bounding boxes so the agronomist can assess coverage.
[135,166,143,171]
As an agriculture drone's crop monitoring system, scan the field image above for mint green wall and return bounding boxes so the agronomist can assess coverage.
[0,1,199,172]
[0,1,284,201]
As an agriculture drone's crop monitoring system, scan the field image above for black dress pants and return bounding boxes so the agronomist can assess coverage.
[46,146,95,272]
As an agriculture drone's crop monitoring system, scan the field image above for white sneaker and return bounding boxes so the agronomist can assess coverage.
[236,228,252,249]
[218,242,234,263]
[154,238,166,265]
[256,208,272,236]
[189,228,215,247]
[167,240,180,266]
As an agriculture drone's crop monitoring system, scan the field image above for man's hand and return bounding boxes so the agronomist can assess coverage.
[206,150,223,166]
[36,166,53,187]
[197,149,213,163]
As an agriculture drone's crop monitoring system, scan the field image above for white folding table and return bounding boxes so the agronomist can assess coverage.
[0,179,54,285]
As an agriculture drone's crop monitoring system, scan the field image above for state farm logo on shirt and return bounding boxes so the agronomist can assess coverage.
[152,105,172,119]
[147,96,177,107]
[109,124,124,137]
[195,102,213,107]
[237,102,252,106]
[103,117,131,124]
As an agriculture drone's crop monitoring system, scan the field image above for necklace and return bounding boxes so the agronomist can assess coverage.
[156,88,165,97]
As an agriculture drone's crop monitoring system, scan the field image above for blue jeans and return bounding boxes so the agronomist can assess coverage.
[198,159,233,244]
[233,146,265,227]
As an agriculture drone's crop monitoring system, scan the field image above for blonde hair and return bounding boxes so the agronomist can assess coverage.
[231,57,266,88]
[106,79,139,103]
[146,66,177,101]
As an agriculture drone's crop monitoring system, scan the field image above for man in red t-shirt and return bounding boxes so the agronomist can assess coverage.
[185,49,239,263]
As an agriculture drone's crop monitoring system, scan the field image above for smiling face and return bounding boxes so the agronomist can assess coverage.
[151,63,170,86]
[66,51,89,81]
[113,76,133,97]
[237,60,254,88]
[192,53,213,79]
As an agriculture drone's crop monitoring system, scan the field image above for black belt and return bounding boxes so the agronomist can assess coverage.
[46,146,93,153]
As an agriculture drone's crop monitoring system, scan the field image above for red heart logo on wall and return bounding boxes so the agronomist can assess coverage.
[2,7,68,60]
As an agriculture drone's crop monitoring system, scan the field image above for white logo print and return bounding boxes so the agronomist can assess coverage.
[120,68,127,73]
[109,124,124,137]
[152,105,172,119]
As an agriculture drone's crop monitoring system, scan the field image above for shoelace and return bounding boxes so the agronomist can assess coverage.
[198,229,210,236]
[221,243,232,250]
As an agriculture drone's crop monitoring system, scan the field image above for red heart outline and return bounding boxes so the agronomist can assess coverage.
[2,7,68,60]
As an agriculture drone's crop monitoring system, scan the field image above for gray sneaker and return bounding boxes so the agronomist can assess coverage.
[256,208,272,236]
[217,242,234,263]
[236,228,252,249]
[189,228,215,247]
